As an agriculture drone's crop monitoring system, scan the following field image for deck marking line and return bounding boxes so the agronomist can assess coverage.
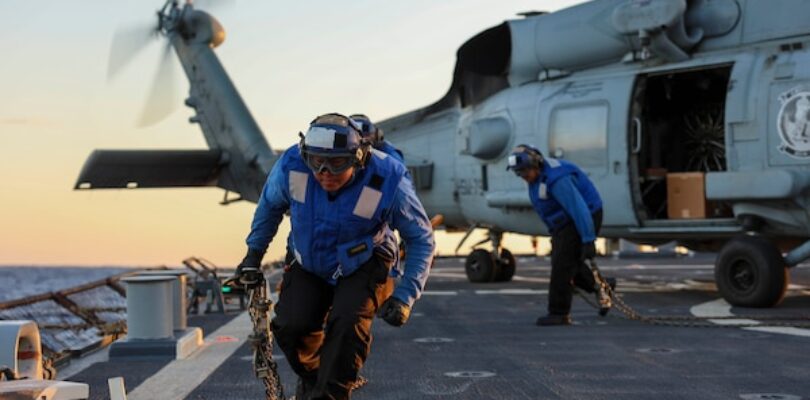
[510,276,550,283]
[598,264,714,271]
[127,312,252,400]
[475,289,548,295]
[690,298,810,337]
[423,290,458,296]
[745,327,810,337]
[426,272,470,280]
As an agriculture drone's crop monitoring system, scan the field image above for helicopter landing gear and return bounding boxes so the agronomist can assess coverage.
[465,249,498,282]
[715,235,788,308]
[463,230,517,283]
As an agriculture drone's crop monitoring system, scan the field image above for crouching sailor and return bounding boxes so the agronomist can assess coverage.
[349,113,404,164]
[235,113,435,400]
[507,144,614,326]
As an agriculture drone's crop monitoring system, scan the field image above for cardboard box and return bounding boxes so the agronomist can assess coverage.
[667,172,707,219]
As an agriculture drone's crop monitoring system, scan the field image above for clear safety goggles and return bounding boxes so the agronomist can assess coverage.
[304,153,356,175]
[512,168,531,178]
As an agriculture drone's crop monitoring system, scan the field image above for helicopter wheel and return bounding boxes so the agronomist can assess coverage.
[465,249,500,283]
[493,248,517,282]
[715,235,788,308]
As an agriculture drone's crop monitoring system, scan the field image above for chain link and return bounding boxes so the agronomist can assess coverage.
[246,275,286,400]
[576,260,810,328]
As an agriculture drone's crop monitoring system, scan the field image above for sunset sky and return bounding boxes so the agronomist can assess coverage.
[0,0,584,267]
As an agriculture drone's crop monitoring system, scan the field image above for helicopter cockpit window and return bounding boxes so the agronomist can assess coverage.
[548,104,608,169]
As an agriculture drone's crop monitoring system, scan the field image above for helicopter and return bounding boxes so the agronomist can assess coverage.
[76,0,810,308]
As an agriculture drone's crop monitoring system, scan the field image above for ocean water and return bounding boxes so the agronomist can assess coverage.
[0,266,138,302]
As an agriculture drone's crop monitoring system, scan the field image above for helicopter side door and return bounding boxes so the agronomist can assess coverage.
[536,74,638,232]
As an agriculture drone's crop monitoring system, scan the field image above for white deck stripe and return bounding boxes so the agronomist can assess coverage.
[427,272,469,279]
[598,264,714,271]
[746,326,810,337]
[690,298,810,338]
[128,313,252,400]
[423,290,458,296]
[430,264,716,272]
[510,276,550,284]
[475,289,548,295]
[108,377,127,400]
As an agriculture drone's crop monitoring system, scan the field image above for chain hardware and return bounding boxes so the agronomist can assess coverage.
[244,273,286,400]
[578,259,810,328]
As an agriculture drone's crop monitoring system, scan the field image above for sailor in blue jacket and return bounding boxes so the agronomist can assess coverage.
[236,113,435,400]
[350,114,404,163]
[507,145,613,326]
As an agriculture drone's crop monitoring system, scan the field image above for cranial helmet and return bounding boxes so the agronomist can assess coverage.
[299,113,370,174]
[349,113,384,145]
[506,144,544,172]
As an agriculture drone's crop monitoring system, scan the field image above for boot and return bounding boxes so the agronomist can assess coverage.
[536,313,572,326]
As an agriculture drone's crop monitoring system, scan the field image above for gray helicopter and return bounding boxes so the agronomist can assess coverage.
[76,0,810,308]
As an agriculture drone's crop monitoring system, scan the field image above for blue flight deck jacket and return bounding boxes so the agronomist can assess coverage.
[377,140,404,164]
[246,145,435,307]
[528,158,602,243]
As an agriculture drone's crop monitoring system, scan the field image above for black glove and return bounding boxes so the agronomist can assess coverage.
[377,297,411,327]
[581,241,597,261]
[236,248,265,286]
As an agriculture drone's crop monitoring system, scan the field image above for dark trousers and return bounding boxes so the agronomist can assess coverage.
[271,256,394,400]
[548,210,603,316]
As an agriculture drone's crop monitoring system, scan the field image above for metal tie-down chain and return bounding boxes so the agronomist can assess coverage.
[577,259,810,328]
[240,267,369,399]
[245,273,286,400]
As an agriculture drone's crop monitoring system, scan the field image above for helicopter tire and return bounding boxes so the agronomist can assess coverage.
[715,235,788,308]
[493,248,517,282]
[465,249,500,283]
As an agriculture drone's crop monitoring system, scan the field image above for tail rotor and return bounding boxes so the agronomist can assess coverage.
[107,23,160,82]
[138,40,179,127]
[106,1,184,127]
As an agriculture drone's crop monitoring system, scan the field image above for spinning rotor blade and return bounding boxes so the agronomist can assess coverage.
[137,42,178,127]
[191,0,236,11]
[107,24,158,81]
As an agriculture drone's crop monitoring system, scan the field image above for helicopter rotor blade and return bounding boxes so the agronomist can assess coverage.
[191,0,236,11]
[107,23,158,82]
[137,42,178,127]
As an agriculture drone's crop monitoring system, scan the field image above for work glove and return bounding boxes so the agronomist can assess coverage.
[581,241,597,262]
[235,248,265,287]
[377,297,411,327]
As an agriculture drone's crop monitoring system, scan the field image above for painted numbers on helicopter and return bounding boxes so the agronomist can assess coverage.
[456,178,485,196]
[777,85,810,158]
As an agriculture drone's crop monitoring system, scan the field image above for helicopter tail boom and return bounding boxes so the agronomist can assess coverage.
[76,1,272,203]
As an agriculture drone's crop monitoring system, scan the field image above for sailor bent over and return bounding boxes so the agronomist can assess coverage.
[235,113,435,400]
